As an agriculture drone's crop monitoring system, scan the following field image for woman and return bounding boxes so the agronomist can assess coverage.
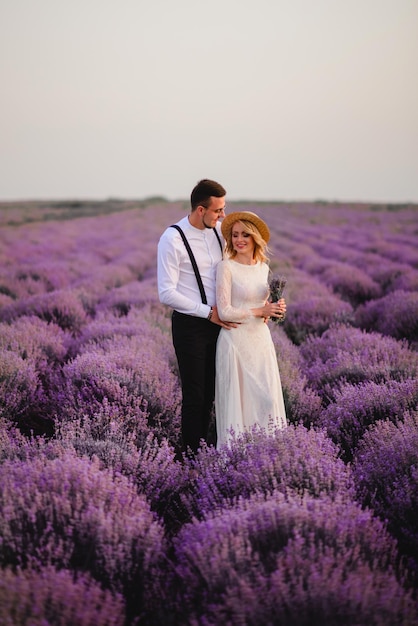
[215,211,287,448]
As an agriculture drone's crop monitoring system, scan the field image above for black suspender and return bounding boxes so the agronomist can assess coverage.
[170,225,223,305]
[213,228,223,253]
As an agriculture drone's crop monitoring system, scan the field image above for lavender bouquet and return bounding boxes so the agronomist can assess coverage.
[269,274,287,323]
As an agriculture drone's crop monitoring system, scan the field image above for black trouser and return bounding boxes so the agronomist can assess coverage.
[172,311,221,454]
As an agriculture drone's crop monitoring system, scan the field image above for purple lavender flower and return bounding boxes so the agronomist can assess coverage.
[0,454,166,618]
[0,351,46,434]
[56,329,182,446]
[355,289,418,345]
[285,294,354,345]
[269,274,287,323]
[0,315,67,373]
[270,326,323,426]
[320,378,418,461]
[300,324,418,401]
[181,424,354,522]
[1,289,88,332]
[1,198,418,623]
[353,411,418,576]
[168,490,417,625]
[0,566,125,626]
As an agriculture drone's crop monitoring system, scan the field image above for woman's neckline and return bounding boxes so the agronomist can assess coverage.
[230,258,258,266]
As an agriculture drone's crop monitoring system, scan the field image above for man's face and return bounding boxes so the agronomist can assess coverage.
[201,196,226,229]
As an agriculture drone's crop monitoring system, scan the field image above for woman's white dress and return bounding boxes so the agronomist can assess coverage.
[215,259,287,448]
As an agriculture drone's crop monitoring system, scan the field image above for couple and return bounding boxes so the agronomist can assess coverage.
[157,179,287,454]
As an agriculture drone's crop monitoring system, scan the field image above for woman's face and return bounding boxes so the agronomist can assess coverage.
[231,221,255,256]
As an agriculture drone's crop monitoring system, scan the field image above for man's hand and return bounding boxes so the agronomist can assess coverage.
[210,305,238,330]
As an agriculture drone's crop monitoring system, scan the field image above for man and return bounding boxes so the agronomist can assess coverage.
[157,179,235,454]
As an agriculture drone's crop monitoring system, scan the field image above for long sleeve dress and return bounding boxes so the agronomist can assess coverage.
[215,258,287,448]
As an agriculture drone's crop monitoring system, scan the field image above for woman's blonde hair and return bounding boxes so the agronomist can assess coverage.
[224,219,269,263]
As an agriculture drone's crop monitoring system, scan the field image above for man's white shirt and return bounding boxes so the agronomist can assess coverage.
[157,216,224,318]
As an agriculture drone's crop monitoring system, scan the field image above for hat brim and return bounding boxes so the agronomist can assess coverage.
[221,211,270,243]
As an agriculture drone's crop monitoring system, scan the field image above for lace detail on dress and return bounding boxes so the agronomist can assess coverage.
[216,259,268,322]
[215,258,287,448]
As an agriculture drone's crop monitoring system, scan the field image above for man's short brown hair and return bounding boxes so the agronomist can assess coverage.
[190,179,226,211]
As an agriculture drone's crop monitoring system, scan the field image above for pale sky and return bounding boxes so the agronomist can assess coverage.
[1,0,418,203]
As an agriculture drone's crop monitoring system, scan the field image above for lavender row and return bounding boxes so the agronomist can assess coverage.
[1,419,417,624]
[1,200,417,623]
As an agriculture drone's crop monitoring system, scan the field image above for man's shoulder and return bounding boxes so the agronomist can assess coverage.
[160,216,189,241]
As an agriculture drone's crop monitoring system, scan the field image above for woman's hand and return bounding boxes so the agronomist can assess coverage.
[253,298,286,320]
[275,297,286,316]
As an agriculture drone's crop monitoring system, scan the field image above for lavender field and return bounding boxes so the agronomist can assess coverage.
[1,198,418,625]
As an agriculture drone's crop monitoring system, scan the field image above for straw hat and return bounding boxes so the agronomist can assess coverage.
[221,211,270,243]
